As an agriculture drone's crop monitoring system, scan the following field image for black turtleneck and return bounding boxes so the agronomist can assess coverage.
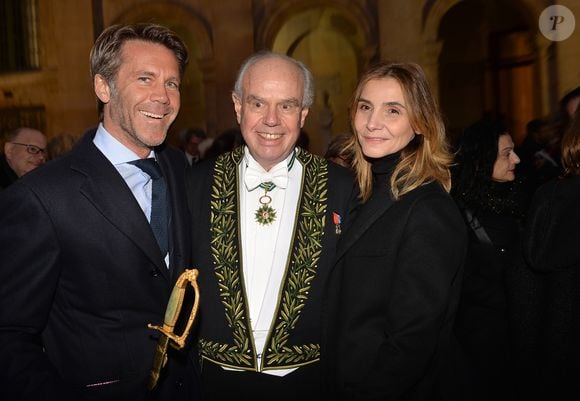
[361,153,401,207]
[370,153,399,177]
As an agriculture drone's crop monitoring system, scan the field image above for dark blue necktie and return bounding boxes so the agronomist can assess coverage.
[130,158,169,256]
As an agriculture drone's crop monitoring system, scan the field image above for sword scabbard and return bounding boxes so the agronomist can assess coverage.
[147,335,170,390]
[146,269,200,390]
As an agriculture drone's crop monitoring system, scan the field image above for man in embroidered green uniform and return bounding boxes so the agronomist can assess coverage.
[186,51,357,400]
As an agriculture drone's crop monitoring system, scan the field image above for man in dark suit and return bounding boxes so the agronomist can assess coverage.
[0,23,198,401]
[186,51,357,401]
[178,127,207,165]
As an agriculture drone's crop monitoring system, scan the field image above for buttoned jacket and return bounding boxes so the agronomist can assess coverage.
[0,130,196,401]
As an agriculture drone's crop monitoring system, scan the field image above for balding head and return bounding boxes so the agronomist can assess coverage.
[4,127,47,177]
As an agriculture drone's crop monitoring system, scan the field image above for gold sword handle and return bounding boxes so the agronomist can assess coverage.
[147,269,200,390]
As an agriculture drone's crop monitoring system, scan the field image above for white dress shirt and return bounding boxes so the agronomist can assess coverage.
[238,146,302,376]
[93,123,169,266]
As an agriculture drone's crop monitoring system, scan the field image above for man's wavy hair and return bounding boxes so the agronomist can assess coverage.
[90,23,189,119]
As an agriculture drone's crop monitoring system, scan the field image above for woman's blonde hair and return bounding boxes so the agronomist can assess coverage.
[346,62,453,201]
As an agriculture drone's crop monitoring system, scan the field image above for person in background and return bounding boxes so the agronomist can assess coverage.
[322,61,468,400]
[186,50,357,401]
[179,127,207,165]
[526,86,580,187]
[513,109,580,401]
[323,132,353,169]
[197,136,214,159]
[47,132,78,160]
[451,118,525,401]
[516,118,560,200]
[0,23,199,401]
[560,86,580,124]
[0,127,47,190]
[202,127,244,159]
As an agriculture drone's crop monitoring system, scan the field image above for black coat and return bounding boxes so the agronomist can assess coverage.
[323,170,468,401]
[454,203,522,401]
[0,130,198,401]
[511,175,580,400]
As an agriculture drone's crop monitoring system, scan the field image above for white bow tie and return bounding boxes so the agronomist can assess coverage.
[244,163,289,191]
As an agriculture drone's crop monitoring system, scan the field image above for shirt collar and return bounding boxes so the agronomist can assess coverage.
[93,123,155,166]
[243,145,294,173]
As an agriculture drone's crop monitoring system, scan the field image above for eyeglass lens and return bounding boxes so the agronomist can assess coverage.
[10,142,46,155]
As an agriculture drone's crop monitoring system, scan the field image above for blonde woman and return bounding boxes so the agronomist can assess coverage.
[323,62,468,400]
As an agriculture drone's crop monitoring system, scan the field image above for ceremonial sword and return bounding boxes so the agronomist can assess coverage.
[147,268,200,390]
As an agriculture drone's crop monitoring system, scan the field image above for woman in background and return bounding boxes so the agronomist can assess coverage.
[515,109,580,400]
[323,62,468,400]
[451,119,525,401]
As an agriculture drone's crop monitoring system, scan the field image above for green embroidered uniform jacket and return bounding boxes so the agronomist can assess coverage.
[186,146,357,372]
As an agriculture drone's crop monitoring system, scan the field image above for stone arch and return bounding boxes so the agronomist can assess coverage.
[111,1,216,144]
[423,0,548,144]
[424,0,546,39]
[254,1,377,155]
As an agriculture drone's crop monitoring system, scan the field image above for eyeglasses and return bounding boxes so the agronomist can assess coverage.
[9,142,47,156]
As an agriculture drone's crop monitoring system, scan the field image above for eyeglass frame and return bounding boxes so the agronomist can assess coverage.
[8,142,47,156]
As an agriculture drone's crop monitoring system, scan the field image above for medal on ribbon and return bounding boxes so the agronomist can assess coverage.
[247,151,297,226]
[255,182,277,225]
[333,212,342,234]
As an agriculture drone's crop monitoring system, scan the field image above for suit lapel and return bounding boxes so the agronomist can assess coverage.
[335,188,396,261]
[71,134,170,279]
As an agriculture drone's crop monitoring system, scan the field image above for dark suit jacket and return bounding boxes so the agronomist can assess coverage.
[322,179,468,401]
[0,154,18,190]
[0,130,197,401]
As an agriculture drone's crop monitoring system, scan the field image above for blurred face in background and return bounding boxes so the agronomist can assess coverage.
[566,96,580,118]
[5,128,47,177]
[492,133,520,182]
[186,135,204,157]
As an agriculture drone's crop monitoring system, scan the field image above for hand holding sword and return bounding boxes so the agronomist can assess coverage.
[147,268,200,390]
